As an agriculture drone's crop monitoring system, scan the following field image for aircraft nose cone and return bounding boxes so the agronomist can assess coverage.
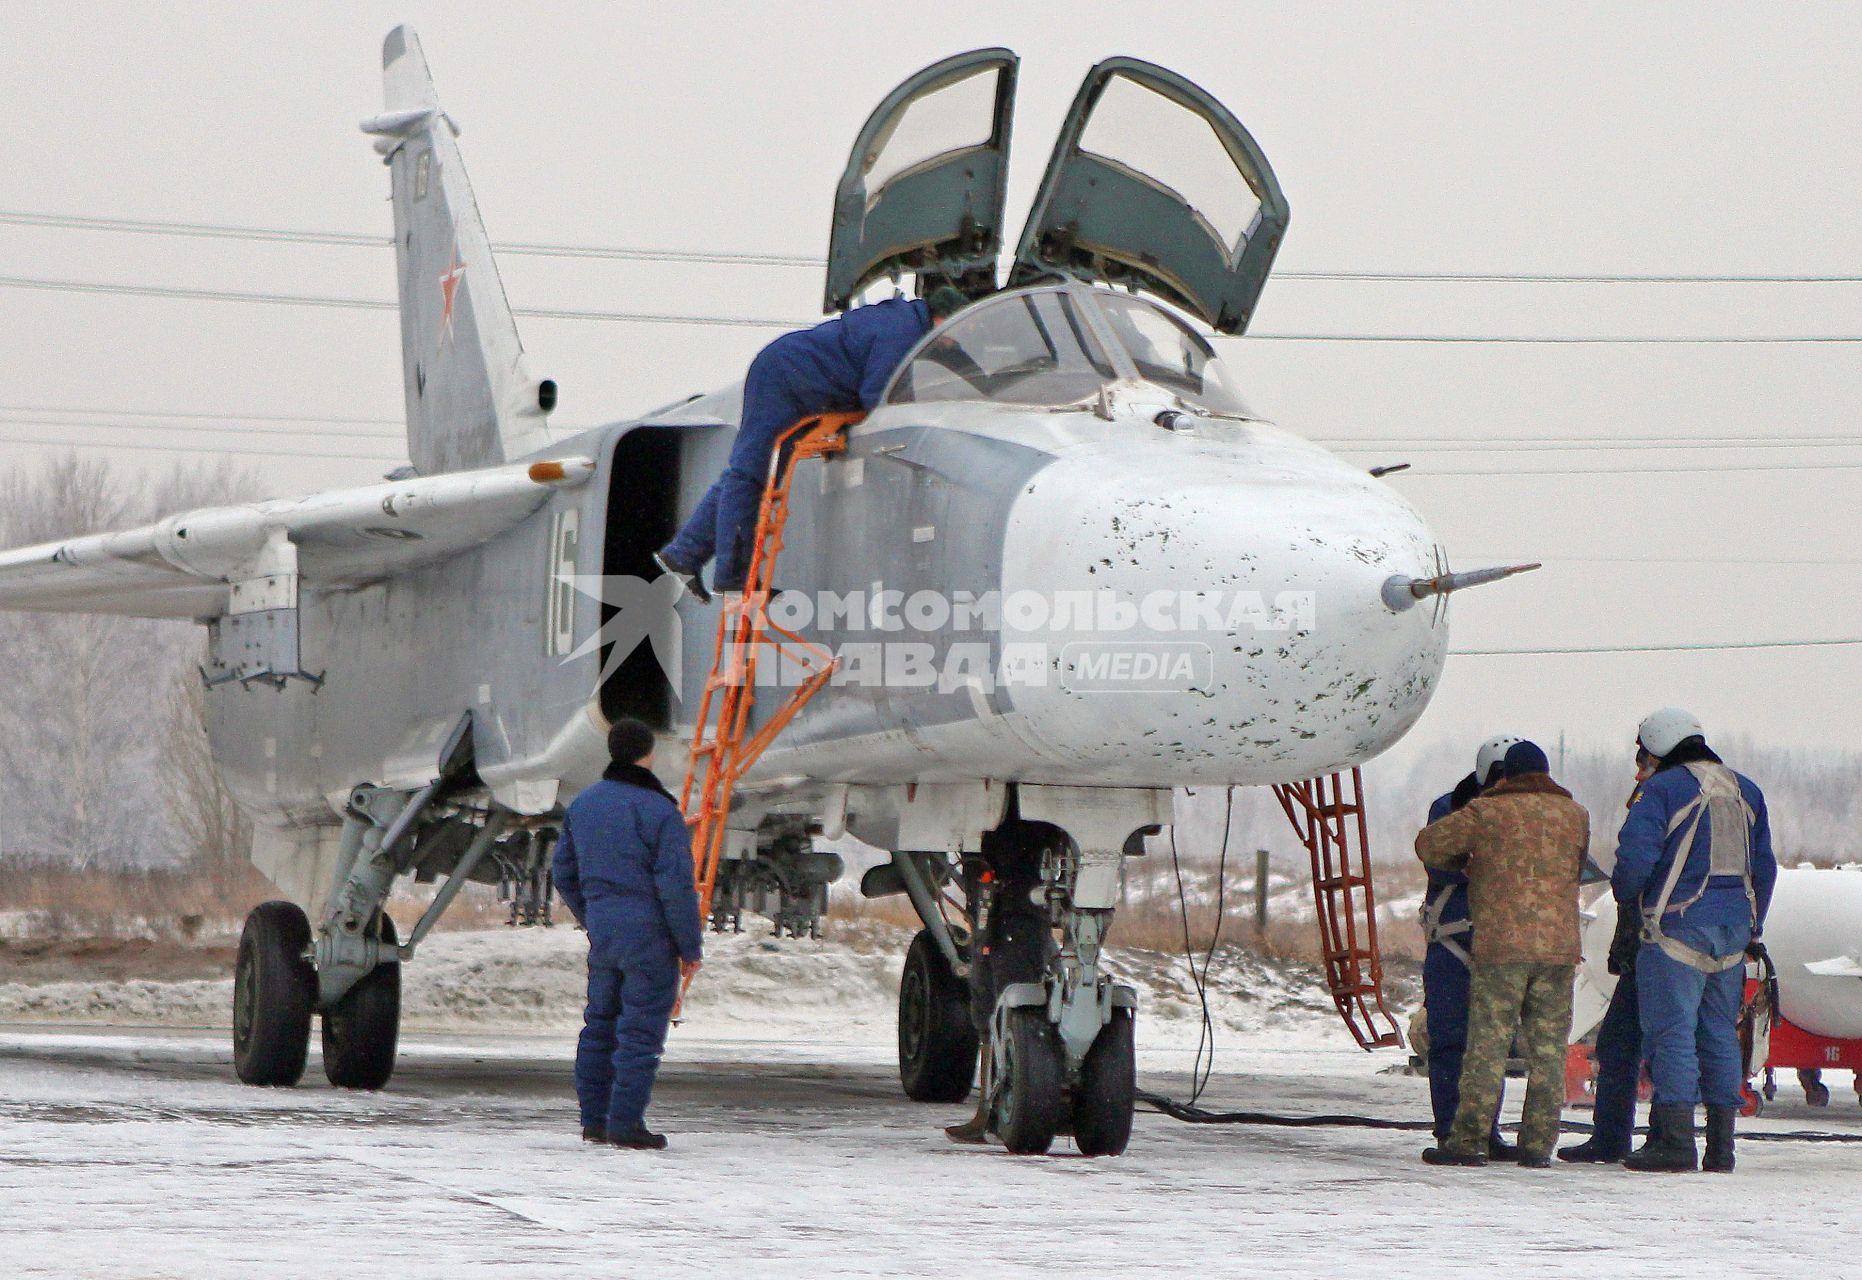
[997,435,1448,783]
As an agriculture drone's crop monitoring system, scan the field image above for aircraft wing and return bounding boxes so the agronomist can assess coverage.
[0,457,594,620]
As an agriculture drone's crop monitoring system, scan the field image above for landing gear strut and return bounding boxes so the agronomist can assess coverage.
[320,913,401,1090]
[230,736,508,1091]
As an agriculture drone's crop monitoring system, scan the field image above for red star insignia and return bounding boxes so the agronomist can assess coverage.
[437,244,466,351]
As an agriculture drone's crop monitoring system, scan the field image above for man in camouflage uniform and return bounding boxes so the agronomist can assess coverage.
[1415,741,1590,1168]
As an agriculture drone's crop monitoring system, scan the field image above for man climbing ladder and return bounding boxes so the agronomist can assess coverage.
[656,287,969,601]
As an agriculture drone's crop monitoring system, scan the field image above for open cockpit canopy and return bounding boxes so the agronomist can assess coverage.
[824,48,1018,312]
[826,51,1287,336]
[1010,58,1288,334]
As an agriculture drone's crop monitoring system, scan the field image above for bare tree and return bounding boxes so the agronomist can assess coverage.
[158,653,253,886]
[0,455,151,867]
[0,454,260,870]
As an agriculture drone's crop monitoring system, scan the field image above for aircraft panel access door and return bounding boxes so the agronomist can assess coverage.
[1012,58,1290,335]
[824,48,1018,313]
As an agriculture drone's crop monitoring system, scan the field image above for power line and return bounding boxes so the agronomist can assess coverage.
[0,432,396,464]
[1326,438,1861,455]
[1238,333,1862,345]
[1391,460,1862,476]
[1282,269,1862,285]
[1326,432,1859,446]
[10,209,1862,284]
[0,414,401,445]
[12,273,1862,343]
[1452,638,1862,656]
[0,210,819,267]
[1460,554,1862,568]
[0,402,399,426]
[0,274,800,328]
[0,403,1848,455]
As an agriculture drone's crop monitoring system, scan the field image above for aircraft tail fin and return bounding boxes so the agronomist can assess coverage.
[364,26,556,475]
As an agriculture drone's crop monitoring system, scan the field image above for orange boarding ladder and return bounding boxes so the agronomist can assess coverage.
[679,412,861,929]
[1272,768,1403,1049]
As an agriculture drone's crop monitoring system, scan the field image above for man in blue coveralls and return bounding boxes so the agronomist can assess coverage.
[1418,735,1522,1160]
[1560,748,1659,1163]
[655,286,970,602]
[1612,707,1775,1173]
[552,717,704,1150]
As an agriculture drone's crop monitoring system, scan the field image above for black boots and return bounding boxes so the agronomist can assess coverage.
[1557,1133,1629,1163]
[1624,1103,1698,1172]
[581,1124,608,1144]
[1486,1136,1520,1163]
[1702,1105,1737,1173]
[1421,1146,1488,1167]
[653,551,711,604]
[609,1125,669,1151]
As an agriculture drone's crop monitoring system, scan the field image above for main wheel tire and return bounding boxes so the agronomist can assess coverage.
[898,929,979,1103]
[233,901,316,1087]
[1072,1006,1136,1156]
[995,1006,1067,1155]
[321,914,401,1091]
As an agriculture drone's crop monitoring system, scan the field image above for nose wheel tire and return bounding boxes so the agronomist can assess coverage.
[321,914,402,1091]
[995,1006,1067,1155]
[1072,1006,1136,1156]
[898,929,979,1103]
[232,901,316,1087]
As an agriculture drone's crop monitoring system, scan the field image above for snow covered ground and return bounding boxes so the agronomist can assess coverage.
[4,1023,1860,1280]
[4,923,1861,1277]
[0,920,1372,1041]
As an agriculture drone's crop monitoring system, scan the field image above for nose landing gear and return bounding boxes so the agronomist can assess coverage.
[889,820,1140,1155]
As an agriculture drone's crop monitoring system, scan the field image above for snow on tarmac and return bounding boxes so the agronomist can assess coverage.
[2,927,1859,1279]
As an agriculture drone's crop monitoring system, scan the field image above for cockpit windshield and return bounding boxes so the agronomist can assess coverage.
[887,286,1250,415]
[1094,293,1250,415]
[888,289,1115,406]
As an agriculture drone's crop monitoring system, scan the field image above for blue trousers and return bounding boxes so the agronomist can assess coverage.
[1637,923,1747,1107]
[1589,964,1642,1154]
[1424,942,1504,1143]
[574,931,680,1133]
[662,349,812,590]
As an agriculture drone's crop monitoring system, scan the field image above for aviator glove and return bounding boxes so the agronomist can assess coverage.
[1607,902,1642,977]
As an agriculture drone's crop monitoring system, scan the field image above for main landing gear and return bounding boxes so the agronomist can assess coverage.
[887,821,1139,1155]
[233,748,510,1090]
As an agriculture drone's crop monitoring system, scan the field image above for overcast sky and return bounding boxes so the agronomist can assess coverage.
[2,3,1859,764]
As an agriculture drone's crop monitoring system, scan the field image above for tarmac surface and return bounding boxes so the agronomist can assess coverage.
[5,1023,1860,1279]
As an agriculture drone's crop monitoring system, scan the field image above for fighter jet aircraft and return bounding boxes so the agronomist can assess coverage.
[0,31,1532,1153]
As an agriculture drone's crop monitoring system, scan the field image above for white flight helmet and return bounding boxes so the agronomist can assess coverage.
[1475,735,1525,786]
[1638,707,1704,759]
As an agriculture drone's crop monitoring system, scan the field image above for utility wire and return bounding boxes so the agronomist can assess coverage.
[1452,638,1862,656]
[1459,554,1862,568]
[0,414,401,445]
[0,432,395,464]
[1392,460,1862,476]
[1327,438,1862,454]
[0,402,400,426]
[1235,333,1862,345]
[0,404,1850,457]
[0,273,799,328]
[10,210,1862,284]
[12,272,1862,342]
[0,209,822,267]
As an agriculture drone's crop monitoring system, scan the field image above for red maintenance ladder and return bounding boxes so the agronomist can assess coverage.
[1273,768,1403,1049]
[679,412,862,927]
